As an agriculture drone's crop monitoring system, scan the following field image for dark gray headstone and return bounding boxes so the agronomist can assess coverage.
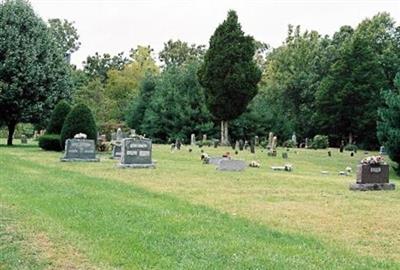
[175,139,181,150]
[61,139,99,162]
[217,159,246,171]
[282,152,288,159]
[111,144,122,159]
[118,137,155,168]
[213,140,218,148]
[239,140,244,151]
[340,140,344,153]
[250,143,255,154]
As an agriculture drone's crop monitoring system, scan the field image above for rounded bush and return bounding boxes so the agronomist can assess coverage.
[47,101,71,134]
[283,139,296,148]
[344,144,358,152]
[310,135,329,149]
[60,103,97,148]
[39,134,62,151]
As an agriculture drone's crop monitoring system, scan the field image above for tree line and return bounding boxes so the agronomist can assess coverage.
[1,0,400,152]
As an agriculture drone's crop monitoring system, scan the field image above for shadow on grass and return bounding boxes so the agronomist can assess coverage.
[0,144,38,149]
[1,154,398,269]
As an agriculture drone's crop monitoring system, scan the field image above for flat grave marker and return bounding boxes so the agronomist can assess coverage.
[217,159,246,171]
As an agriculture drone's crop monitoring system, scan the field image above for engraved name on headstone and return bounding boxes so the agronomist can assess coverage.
[118,137,155,168]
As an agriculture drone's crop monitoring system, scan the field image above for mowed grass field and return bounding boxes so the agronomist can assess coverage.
[1,140,399,269]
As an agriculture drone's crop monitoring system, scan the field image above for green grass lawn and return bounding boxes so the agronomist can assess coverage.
[1,140,399,269]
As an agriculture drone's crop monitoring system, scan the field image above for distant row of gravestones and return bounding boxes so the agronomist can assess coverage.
[59,133,395,191]
[61,135,155,168]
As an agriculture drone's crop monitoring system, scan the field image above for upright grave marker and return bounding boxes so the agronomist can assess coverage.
[267,132,273,150]
[291,132,297,146]
[20,135,27,144]
[61,134,99,162]
[118,136,155,168]
[350,156,395,191]
[191,134,196,146]
[111,128,124,159]
[268,136,277,157]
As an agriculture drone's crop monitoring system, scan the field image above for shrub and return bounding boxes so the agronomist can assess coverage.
[344,144,358,152]
[310,135,329,149]
[60,103,97,148]
[39,134,62,151]
[98,120,128,141]
[47,101,71,134]
[197,140,212,147]
[283,139,296,148]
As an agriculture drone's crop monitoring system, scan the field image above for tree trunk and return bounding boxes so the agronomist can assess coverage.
[349,132,353,144]
[224,120,229,145]
[7,122,16,146]
[220,120,229,146]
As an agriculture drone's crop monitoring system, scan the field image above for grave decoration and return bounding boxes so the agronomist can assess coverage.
[350,156,395,191]
[249,160,260,168]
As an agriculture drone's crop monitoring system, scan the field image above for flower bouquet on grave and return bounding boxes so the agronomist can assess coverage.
[74,133,87,139]
[360,155,386,167]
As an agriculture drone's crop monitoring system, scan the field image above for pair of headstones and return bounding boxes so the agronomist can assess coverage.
[61,134,154,168]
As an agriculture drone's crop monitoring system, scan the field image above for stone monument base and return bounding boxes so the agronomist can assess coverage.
[350,182,395,191]
[117,163,155,169]
[60,158,100,162]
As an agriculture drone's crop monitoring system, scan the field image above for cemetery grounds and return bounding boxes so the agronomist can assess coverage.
[1,140,400,269]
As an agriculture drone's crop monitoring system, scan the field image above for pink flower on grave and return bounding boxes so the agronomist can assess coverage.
[360,155,385,165]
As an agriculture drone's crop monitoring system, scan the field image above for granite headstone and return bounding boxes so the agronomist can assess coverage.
[118,137,155,168]
[61,139,99,162]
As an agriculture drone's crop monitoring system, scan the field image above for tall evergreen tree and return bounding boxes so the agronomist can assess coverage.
[377,74,400,174]
[60,103,97,148]
[142,62,214,142]
[126,74,157,133]
[46,100,71,134]
[198,10,261,145]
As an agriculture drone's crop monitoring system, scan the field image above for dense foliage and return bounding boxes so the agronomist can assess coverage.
[137,62,214,143]
[263,13,400,149]
[1,5,400,151]
[48,18,80,57]
[377,74,400,174]
[0,0,72,145]
[60,103,97,148]
[46,101,71,134]
[310,135,329,149]
[39,134,62,151]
